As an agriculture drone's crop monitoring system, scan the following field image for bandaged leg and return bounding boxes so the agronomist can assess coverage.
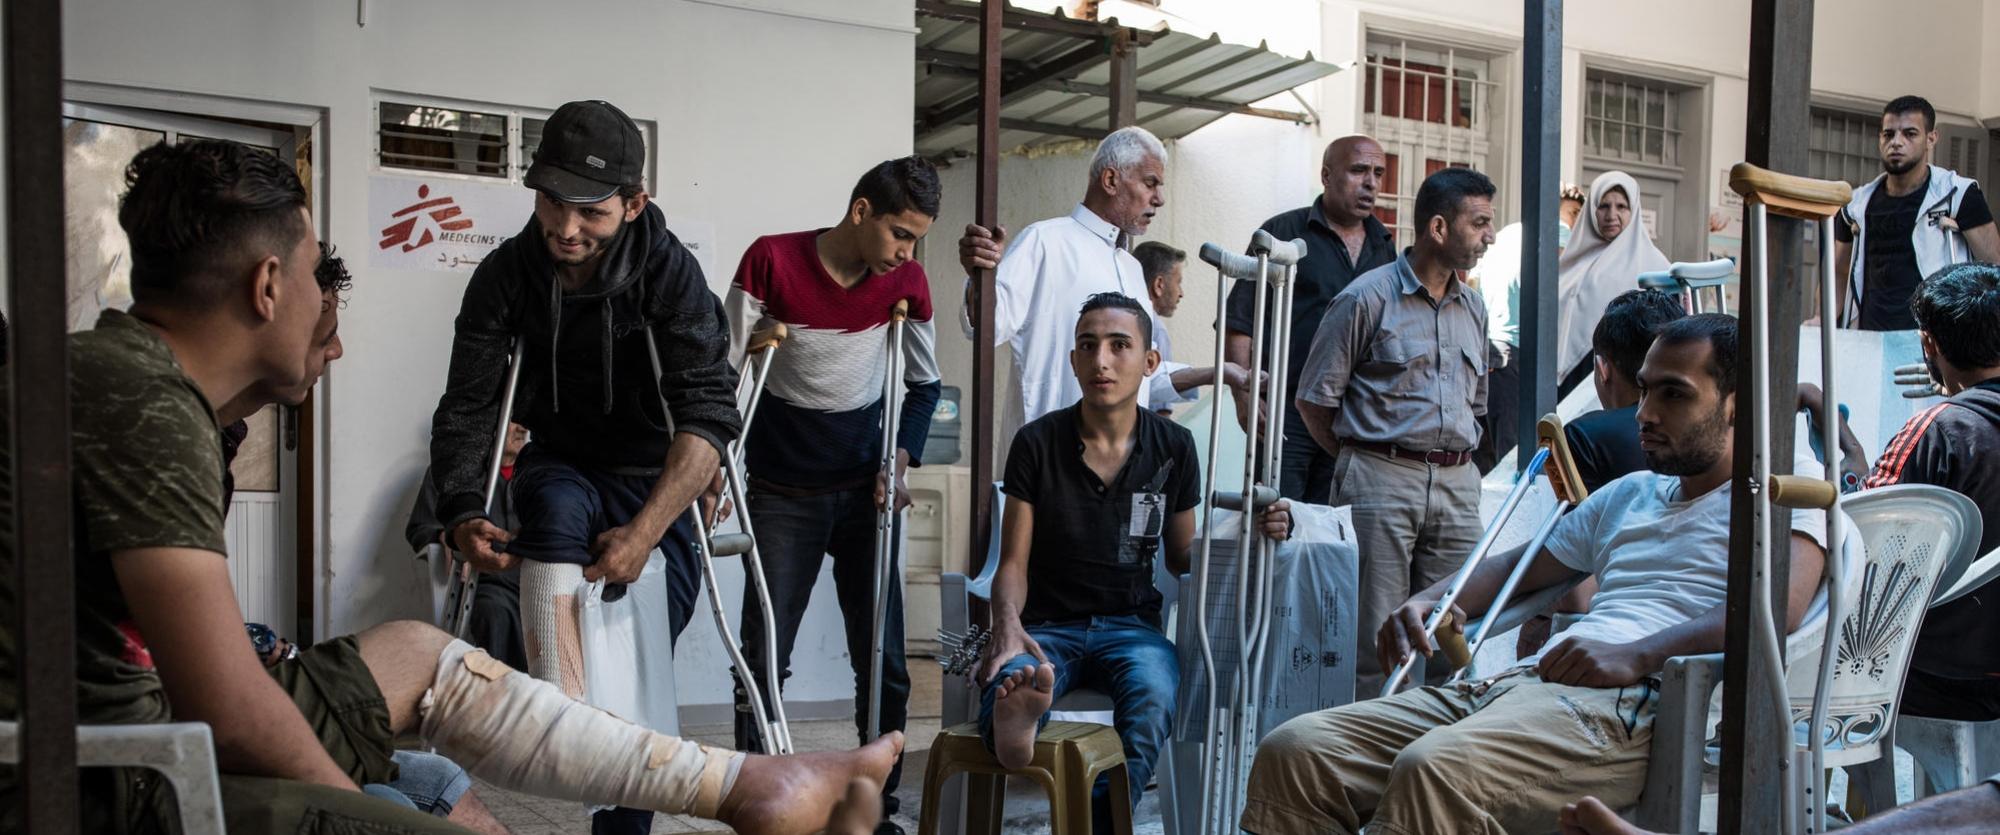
[518,560,587,697]
[418,638,745,819]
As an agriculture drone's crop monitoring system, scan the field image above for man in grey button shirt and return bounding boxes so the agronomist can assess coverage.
[1293,167,1496,693]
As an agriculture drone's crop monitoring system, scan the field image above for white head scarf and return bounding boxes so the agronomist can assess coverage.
[1556,171,1671,375]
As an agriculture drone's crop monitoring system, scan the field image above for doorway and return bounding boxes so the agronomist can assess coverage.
[62,100,314,636]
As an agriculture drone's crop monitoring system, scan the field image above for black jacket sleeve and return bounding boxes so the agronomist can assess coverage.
[429,254,520,528]
[645,240,742,459]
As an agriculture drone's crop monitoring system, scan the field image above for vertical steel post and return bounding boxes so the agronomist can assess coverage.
[1719,1,1814,831]
[1516,0,1562,470]
[6,0,78,830]
[968,0,1002,580]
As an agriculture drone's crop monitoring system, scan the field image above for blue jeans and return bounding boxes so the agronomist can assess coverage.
[511,443,703,835]
[361,750,473,817]
[977,615,1179,827]
[732,486,908,813]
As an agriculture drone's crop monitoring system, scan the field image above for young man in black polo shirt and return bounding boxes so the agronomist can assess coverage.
[976,292,1293,828]
[1865,262,2000,719]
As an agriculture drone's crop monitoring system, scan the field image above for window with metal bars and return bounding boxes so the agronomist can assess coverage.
[376,99,651,188]
[1361,34,1500,247]
[1809,107,1880,187]
[1582,72,1683,168]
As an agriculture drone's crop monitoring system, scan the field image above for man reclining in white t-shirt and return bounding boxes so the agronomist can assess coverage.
[1239,313,1835,835]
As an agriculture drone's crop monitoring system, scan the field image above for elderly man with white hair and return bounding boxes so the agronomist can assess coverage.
[958,126,1170,447]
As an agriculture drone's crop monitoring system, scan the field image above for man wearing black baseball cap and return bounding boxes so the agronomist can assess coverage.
[428,99,740,835]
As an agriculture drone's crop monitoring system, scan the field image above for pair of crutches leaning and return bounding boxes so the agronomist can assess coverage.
[441,301,916,755]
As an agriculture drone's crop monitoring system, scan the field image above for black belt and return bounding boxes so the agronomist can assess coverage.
[1346,439,1472,467]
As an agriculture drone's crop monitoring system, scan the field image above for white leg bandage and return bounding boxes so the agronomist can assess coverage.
[419,639,744,819]
[519,560,587,697]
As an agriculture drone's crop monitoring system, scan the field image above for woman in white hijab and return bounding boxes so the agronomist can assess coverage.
[1556,170,1670,391]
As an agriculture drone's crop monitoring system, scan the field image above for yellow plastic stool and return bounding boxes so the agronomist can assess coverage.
[917,721,1133,835]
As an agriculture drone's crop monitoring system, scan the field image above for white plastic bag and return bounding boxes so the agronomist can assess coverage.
[577,548,681,736]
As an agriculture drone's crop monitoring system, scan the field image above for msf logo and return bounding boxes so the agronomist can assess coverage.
[380,183,474,252]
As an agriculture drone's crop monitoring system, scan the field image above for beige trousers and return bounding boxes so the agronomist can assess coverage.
[1240,669,1658,835]
[1332,446,1483,694]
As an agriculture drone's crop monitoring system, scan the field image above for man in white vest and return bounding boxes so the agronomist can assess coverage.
[1834,94,2000,330]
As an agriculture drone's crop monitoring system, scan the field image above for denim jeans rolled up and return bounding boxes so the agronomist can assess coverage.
[977,615,1179,827]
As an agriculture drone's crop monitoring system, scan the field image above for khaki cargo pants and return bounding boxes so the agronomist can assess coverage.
[1331,445,1483,695]
[1240,668,1658,835]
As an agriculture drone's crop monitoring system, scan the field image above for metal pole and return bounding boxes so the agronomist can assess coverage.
[1516,0,1561,471]
[1720,1,1813,831]
[7,0,78,828]
[967,0,1001,581]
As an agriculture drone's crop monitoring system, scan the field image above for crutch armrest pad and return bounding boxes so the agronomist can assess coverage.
[1249,229,1308,267]
[1198,242,1265,281]
[746,323,789,354]
[889,299,910,322]
[1728,163,1852,220]
[1536,414,1590,505]
[1769,475,1837,509]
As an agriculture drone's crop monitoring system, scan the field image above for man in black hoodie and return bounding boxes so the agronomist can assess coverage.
[428,100,741,835]
[1864,261,2000,721]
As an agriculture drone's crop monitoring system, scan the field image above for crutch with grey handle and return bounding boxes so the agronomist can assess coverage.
[442,341,525,640]
[1636,257,1738,314]
[644,328,796,755]
[1190,230,1305,835]
[866,299,912,742]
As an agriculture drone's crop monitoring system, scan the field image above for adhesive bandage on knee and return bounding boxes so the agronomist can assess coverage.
[519,560,587,697]
[419,639,745,819]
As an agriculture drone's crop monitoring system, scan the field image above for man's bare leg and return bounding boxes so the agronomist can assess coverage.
[355,619,903,835]
[445,789,513,835]
[992,663,1056,769]
[1560,784,2000,835]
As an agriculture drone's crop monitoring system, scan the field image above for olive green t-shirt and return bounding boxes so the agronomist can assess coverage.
[0,308,228,725]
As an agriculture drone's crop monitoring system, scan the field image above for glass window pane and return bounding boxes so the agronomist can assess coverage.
[378,102,508,178]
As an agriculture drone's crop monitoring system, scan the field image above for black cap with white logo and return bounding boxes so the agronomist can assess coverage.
[526,100,646,204]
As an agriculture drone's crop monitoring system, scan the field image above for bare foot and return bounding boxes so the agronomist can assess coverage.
[993,663,1055,769]
[720,732,904,835]
[1558,796,1652,835]
[819,776,884,835]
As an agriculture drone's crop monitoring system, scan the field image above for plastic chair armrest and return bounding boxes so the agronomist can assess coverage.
[1934,545,2000,608]
[1633,652,1723,831]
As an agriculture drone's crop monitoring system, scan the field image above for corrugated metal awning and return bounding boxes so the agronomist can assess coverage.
[914,0,1340,157]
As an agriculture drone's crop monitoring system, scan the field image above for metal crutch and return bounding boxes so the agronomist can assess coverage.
[1377,414,1589,697]
[1726,163,1851,835]
[1443,415,1592,683]
[866,299,911,743]
[443,341,525,639]
[1637,257,1738,314]
[1190,233,1305,835]
[643,329,796,754]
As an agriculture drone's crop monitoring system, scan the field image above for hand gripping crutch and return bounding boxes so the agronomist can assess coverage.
[866,299,912,743]
[1727,163,1852,835]
[1446,416,1591,683]
[1191,231,1306,835]
[1377,414,1588,695]
[1637,257,1738,314]
[643,329,795,754]
[443,341,525,639]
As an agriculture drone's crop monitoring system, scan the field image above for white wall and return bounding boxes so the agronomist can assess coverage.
[62,0,916,711]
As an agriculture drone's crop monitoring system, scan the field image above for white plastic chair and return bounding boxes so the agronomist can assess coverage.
[0,719,226,834]
[1461,483,1975,832]
[1849,542,2000,810]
